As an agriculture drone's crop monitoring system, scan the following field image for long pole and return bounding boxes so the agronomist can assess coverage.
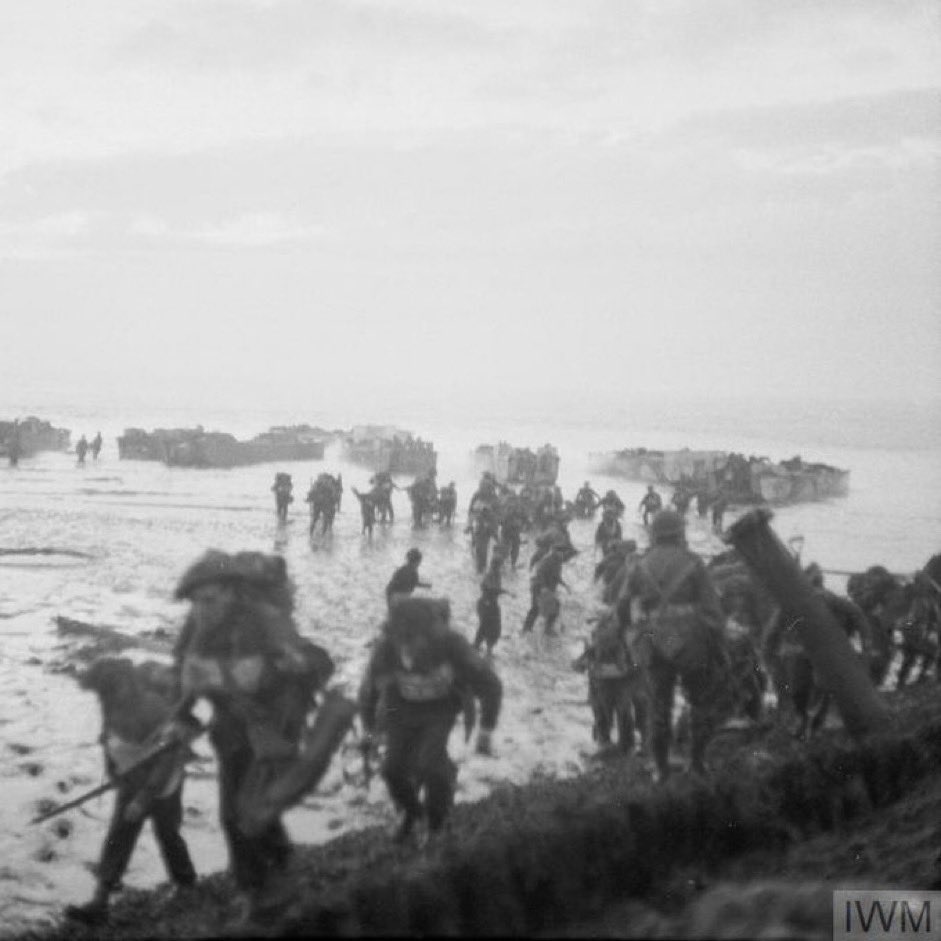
[724,508,892,741]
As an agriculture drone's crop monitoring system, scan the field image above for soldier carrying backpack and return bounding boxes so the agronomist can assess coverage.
[624,510,728,782]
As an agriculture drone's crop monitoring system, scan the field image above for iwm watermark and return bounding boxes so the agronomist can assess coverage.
[834,891,941,939]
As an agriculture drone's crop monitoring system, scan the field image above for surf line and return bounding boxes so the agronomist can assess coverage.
[0,548,96,559]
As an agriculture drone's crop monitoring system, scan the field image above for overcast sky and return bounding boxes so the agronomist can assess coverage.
[0,0,938,416]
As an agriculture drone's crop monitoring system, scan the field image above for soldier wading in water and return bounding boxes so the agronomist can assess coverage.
[169,550,348,921]
[359,597,502,844]
[624,509,729,782]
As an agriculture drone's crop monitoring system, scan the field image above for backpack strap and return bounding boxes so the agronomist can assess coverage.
[638,557,699,619]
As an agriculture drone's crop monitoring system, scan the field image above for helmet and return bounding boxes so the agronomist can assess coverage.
[174,550,287,600]
[650,509,685,544]
[406,548,422,564]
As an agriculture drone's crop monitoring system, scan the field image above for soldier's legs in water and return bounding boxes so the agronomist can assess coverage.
[414,714,458,832]
[382,721,425,834]
[646,656,678,778]
[151,786,197,887]
[589,676,614,744]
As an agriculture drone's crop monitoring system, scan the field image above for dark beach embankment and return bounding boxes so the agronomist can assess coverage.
[16,683,941,940]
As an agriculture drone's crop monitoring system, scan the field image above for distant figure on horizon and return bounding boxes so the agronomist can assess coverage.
[91,431,103,461]
[8,419,21,467]
[76,435,89,465]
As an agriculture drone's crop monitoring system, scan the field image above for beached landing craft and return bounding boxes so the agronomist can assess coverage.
[0,416,71,458]
[117,425,329,468]
[587,447,849,505]
[340,424,437,475]
[473,441,561,486]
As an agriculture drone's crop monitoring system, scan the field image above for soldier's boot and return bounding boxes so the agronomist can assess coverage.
[393,807,423,844]
[65,885,110,925]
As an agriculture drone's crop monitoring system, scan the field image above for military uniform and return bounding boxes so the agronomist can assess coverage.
[172,551,335,899]
[625,511,726,780]
[359,599,502,838]
[65,659,197,926]
[763,573,874,737]
[522,548,566,634]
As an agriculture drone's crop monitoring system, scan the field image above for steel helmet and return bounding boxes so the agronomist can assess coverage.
[650,509,685,544]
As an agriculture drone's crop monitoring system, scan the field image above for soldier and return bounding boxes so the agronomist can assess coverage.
[638,485,662,527]
[594,508,623,554]
[76,434,89,465]
[470,502,499,574]
[598,489,626,518]
[438,481,457,527]
[370,472,396,524]
[469,473,498,516]
[7,419,21,467]
[169,551,339,919]
[522,544,571,635]
[711,492,729,533]
[474,548,509,655]
[762,562,875,738]
[386,548,432,608]
[64,658,198,926]
[91,431,103,461]
[272,472,293,522]
[352,487,377,537]
[359,598,502,842]
[671,486,691,516]
[624,509,727,782]
[573,607,645,755]
[574,481,600,518]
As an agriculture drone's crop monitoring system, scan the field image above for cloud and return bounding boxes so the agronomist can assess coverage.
[187,211,327,246]
[112,0,507,72]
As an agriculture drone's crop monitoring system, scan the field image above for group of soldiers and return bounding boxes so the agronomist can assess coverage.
[72,431,103,466]
[65,548,502,927]
[579,510,941,776]
[62,469,940,929]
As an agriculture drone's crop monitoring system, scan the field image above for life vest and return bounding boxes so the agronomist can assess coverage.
[394,662,456,702]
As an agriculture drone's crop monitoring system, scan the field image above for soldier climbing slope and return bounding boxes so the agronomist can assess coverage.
[358,598,502,844]
[169,551,349,921]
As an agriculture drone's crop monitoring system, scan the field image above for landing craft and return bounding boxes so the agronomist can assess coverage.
[117,424,330,468]
[341,425,437,476]
[587,447,849,505]
[473,441,560,486]
[0,416,71,457]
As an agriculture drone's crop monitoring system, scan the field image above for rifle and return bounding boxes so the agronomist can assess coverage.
[29,721,204,826]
